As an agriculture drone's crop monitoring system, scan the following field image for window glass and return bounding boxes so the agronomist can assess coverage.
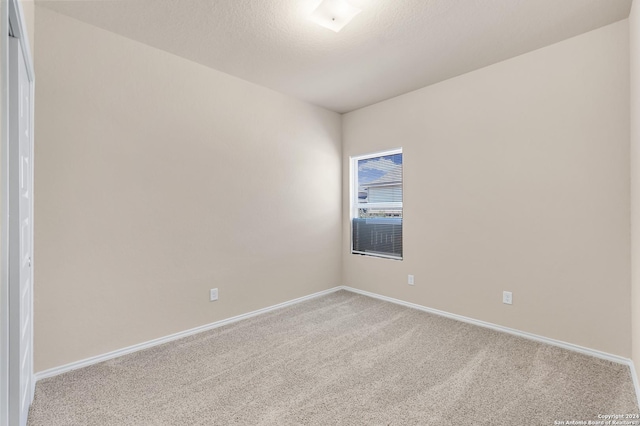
[351,150,403,259]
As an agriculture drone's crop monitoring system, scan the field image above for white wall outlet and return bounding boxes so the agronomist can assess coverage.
[502,291,512,305]
[210,288,218,302]
[408,275,414,285]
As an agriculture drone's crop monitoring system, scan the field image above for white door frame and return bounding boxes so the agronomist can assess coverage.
[0,1,34,426]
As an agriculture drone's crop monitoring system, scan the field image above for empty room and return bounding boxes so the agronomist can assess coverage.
[2,0,640,424]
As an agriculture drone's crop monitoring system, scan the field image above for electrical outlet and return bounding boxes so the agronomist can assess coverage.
[502,291,512,305]
[408,275,414,285]
[210,288,218,302]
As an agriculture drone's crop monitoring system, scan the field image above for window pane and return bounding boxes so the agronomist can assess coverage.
[352,151,403,259]
[357,154,403,205]
[352,217,402,258]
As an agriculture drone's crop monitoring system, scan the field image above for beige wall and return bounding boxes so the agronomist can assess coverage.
[631,0,640,379]
[34,4,635,373]
[343,21,631,357]
[34,7,342,372]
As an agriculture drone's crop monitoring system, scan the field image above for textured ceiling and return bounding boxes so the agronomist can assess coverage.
[36,0,632,113]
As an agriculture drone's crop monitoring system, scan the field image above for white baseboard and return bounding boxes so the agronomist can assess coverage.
[341,286,640,409]
[35,284,640,409]
[341,286,632,365]
[35,286,343,381]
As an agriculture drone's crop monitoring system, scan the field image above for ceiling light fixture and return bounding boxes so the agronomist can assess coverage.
[308,0,362,33]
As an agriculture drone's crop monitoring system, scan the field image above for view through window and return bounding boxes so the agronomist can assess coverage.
[351,149,403,259]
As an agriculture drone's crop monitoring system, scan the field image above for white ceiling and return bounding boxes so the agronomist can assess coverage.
[36,0,633,113]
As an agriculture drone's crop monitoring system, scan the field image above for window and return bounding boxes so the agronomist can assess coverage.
[350,149,403,260]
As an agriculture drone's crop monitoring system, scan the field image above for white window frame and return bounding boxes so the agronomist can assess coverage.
[350,147,403,260]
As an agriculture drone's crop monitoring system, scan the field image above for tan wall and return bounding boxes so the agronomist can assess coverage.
[34,7,342,372]
[631,0,640,379]
[343,21,631,357]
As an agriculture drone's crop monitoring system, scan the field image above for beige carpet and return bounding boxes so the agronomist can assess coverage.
[28,290,638,425]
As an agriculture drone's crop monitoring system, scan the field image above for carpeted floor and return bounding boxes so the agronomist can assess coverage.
[28,290,638,425]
